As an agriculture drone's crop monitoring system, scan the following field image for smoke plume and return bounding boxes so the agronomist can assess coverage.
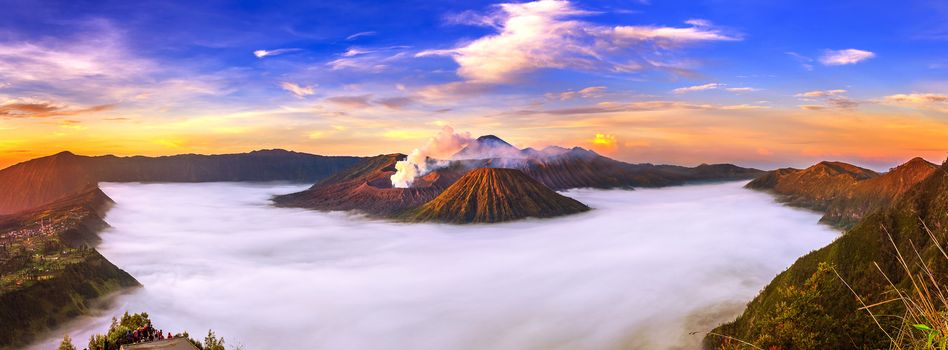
[391,126,472,188]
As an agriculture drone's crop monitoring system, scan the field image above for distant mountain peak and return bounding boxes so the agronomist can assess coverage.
[897,157,936,169]
[809,161,878,179]
[453,134,522,160]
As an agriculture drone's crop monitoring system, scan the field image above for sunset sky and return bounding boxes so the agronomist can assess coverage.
[0,0,946,170]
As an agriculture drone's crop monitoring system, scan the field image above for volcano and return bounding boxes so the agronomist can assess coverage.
[275,135,763,217]
[403,168,589,224]
[272,154,463,216]
[453,135,523,160]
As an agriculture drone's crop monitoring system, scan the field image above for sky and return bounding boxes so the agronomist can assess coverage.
[0,0,946,170]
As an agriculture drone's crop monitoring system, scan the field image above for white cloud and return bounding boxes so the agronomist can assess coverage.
[672,83,722,94]
[253,48,301,58]
[819,49,875,66]
[417,0,739,84]
[280,82,316,98]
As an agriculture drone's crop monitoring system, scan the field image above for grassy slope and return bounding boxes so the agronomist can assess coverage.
[0,189,140,349]
[0,250,138,348]
[707,161,948,349]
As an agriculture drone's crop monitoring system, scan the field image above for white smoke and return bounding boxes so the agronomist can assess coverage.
[391,126,472,188]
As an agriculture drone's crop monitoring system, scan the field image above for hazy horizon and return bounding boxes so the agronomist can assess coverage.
[29,181,838,349]
[8,146,943,173]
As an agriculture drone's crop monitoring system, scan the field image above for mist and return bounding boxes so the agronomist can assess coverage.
[30,181,838,350]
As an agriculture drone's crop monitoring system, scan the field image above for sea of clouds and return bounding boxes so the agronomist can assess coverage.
[30,181,838,350]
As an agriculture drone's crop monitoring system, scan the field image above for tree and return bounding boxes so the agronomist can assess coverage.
[203,330,226,350]
[57,335,77,350]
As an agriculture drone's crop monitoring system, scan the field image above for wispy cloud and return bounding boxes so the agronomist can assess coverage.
[346,31,377,40]
[795,89,847,98]
[325,95,373,108]
[417,0,739,84]
[883,93,948,112]
[253,48,301,58]
[819,48,875,65]
[280,82,315,98]
[375,96,415,109]
[725,87,758,93]
[672,83,722,94]
[509,100,769,116]
[0,98,113,118]
[327,46,409,72]
[546,86,606,100]
[795,89,859,110]
[785,51,814,71]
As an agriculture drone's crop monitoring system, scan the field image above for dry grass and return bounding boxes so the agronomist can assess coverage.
[843,219,948,349]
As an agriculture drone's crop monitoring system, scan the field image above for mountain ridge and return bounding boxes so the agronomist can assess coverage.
[0,150,364,214]
[746,157,938,227]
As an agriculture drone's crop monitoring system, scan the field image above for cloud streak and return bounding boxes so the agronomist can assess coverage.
[0,98,113,118]
[672,83,722,94]
[253,48,301,58]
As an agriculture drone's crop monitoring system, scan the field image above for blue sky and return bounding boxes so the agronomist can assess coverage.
[0,0,946,169]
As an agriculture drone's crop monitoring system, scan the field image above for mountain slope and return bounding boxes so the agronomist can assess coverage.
[272,154,455,216]
[0,150,363,214]
[0,188,138,348]
[403,168,589,223]
[0,152,98,215]
[706,159,948,349]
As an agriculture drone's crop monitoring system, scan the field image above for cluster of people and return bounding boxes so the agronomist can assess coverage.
[124,324,173,344]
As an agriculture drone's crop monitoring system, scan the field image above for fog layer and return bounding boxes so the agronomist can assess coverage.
[31,181,838,349]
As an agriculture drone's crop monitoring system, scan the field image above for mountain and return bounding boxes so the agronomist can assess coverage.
[403,168,589,223]
[273,154,456,216]
[746,158,938,228]
[745,160,880,211]
[276,136,763,217]
[706,159,948,349]
[0,151,98,215]
[0,150,363,214]
[821,157,938,227]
